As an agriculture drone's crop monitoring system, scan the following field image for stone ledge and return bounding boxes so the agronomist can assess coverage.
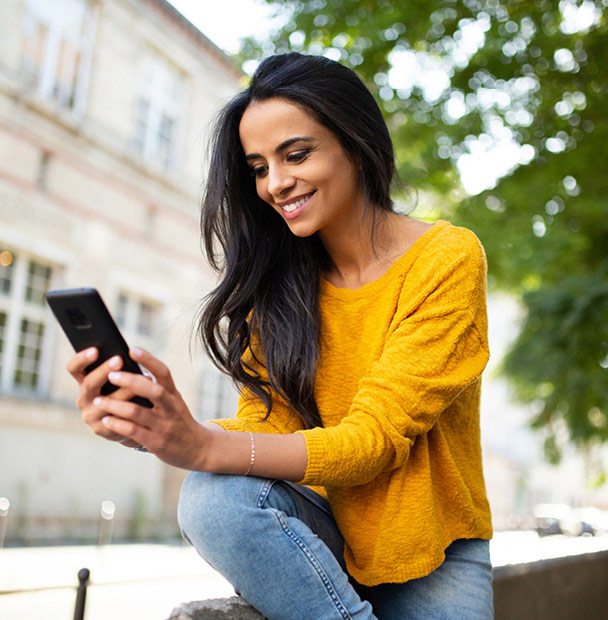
[169,549,608,620]
[168,597,266,620]
[493,548,608,620]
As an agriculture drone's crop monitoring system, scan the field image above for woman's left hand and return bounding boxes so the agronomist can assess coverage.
[94,347,211,471]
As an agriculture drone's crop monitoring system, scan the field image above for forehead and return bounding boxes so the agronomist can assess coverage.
[239,98,329,153]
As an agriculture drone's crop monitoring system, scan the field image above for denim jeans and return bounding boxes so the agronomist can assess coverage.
[178,472,494,620]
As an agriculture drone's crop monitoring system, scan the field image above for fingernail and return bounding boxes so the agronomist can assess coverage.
[109,356,121,369]
[93,397,102,406]
[131,347,143,358]
[86,348,97,360]
[108,371,121,383]
[102,416,110,426]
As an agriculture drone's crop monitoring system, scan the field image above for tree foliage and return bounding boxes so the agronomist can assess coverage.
[241,0,608,456]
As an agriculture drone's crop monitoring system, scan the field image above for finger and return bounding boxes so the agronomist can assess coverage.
[130,348,177,392]
[81,397,127,432]
[102,414,152,448]
[66,347,98,382]
[94,396,154,429]
[80,386,138,412]
[78,355,124,405]
[118,438,144,449]
[78,382,138,432]
[105,385,138,402]
[81,403,135,442]
[107,371,165,404]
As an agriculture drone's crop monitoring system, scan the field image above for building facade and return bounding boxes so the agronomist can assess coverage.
[0,0,241,543]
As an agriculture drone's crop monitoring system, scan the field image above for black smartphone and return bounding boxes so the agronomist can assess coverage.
[44,287,152,408]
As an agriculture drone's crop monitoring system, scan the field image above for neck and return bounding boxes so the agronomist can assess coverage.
[319,208,403,287]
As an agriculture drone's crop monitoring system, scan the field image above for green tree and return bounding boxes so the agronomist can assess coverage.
[241,0,608,458]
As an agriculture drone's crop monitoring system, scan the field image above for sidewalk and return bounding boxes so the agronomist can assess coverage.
[2,533,608,620]
[0,543,235,620]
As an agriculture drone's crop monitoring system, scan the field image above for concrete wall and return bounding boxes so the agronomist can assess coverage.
[493,550,608,620]
[168,551,608,620]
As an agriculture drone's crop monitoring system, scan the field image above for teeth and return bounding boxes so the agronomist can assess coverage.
[282,194,312,213]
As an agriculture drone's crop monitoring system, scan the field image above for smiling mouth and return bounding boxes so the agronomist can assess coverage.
[279,192,315,213]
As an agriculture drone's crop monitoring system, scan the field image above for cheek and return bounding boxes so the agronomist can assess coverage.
[254,178,267,200]
[255,179,277,208]
[336,166,360,202]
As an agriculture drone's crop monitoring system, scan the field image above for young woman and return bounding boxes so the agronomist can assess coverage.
[68,53,494,619]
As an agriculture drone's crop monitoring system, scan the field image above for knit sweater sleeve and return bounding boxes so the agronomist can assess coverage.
[296,229,490,488]
[209,391,302,435]
[208,345,304,436]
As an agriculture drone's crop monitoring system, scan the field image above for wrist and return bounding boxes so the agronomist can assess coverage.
[191,421,221,472]
[195,423,252,476]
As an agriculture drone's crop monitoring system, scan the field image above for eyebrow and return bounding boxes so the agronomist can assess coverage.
[245,136,315,161]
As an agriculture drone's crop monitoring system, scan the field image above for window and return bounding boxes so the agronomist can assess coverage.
[25,261,52,305]
[197,366,240,421]
[21,0,92,111]
[0,249,55,395]
[15,319,45,389]
[0,312,7,377]
[114,291,161,350]
[133,55,185,171]
[0,250,13,295]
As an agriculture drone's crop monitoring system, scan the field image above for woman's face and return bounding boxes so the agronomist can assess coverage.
[239,98,365,239]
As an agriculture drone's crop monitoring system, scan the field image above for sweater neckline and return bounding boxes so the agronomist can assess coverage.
[320,219,450,300]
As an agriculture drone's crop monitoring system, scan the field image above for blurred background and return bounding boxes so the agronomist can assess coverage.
[0,0,607,618]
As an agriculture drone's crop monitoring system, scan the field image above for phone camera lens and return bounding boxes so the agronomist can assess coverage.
[65,307,92,329]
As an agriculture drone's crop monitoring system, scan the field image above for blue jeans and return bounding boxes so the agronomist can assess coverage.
[178,472,494,620]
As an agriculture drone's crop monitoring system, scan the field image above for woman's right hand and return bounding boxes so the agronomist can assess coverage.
[66,347,142,447]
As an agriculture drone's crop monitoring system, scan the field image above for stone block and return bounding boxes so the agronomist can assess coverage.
[168,596,266,620]
[170,549,608,620]
[493,549,608,620]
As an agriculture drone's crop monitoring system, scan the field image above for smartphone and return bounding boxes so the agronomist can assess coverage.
[44,287,152,408]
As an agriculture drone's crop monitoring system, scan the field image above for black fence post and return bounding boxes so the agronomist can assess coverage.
[73,568,90,620]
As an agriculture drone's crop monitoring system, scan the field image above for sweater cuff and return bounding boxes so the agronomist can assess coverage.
[209,419,245,432]
[295,427,328,486]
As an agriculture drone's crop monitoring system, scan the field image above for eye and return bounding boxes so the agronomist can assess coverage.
[250,165,268,178]
[286,150,310,164]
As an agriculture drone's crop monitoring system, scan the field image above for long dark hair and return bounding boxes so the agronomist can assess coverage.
[198,53,396,429]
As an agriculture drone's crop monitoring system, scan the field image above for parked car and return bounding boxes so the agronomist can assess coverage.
[532,503,607,537]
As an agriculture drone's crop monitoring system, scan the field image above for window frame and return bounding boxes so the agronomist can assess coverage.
[20,0,98,117]
[113,289,163,354]
[132,52,187,172]
[0,248,59,398]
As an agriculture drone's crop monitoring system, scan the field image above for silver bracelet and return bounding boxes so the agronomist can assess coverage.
[244,431,256,476]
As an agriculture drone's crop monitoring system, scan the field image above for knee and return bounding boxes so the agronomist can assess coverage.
[177,471,260,547]
[177,471,222,541]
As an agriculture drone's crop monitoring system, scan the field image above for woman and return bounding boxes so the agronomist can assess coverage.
[68,53,494,619]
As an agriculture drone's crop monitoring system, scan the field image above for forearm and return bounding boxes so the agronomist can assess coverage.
[200,422,308,481]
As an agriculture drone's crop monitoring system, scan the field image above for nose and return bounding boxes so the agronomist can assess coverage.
[266,163,295,199]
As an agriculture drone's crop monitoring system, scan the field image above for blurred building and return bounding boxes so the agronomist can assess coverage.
[0,0,240,544]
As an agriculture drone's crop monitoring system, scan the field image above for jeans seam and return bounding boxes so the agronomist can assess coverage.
[272,509,353,620]
[257,478,276,508]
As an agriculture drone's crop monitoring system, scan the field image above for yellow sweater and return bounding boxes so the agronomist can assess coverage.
[211,220,493,586]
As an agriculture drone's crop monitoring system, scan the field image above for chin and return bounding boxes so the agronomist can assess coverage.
[285,221,319,238]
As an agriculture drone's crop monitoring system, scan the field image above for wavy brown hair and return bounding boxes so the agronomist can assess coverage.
[198,53,396,429]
